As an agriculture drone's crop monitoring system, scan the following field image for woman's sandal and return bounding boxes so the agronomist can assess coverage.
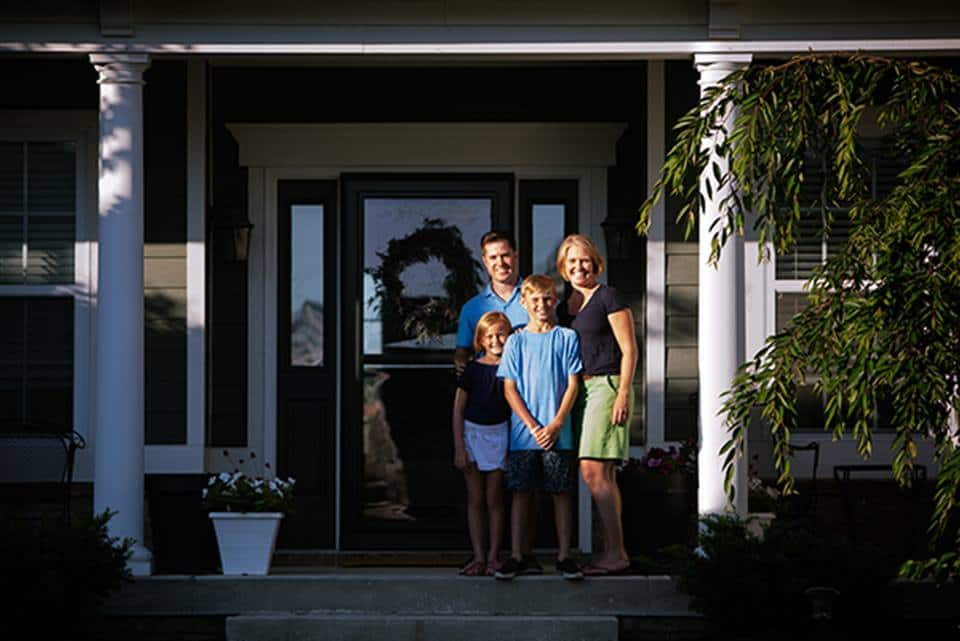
[484,559,503,577]
[582,562,631,576]
[458,559,486,577]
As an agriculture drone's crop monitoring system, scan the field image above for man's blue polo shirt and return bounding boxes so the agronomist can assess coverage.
[455,281,528,349]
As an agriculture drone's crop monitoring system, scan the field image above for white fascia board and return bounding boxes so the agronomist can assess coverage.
[2,26,960,56]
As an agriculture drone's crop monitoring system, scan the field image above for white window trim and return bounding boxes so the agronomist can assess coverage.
[0,110,98,482]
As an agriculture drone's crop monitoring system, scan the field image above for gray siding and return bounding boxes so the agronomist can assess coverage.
[663,61,700,442]
[144,61,188,445]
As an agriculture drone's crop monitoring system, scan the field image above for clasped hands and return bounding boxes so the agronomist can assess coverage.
[528,421,561,450]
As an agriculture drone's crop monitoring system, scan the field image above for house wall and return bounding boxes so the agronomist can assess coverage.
[143,61,188,445]
[663,60,700,443]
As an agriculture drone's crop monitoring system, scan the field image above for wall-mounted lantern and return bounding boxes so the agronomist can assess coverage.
[601,216,635,261]
[213,213,254,263]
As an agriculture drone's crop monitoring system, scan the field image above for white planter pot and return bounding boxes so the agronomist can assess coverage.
[209,512,283,575]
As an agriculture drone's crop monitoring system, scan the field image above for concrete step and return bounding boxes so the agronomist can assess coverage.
[226,614,618,641]
[103,573,692,618]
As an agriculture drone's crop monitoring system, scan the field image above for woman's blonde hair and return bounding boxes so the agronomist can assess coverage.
[555,233,605,281]
[473,311,512,354]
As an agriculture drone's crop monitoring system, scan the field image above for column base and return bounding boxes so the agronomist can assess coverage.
[128,543,154,576]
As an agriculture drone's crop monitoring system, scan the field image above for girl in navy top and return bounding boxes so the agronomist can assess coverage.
[452,311,512,576]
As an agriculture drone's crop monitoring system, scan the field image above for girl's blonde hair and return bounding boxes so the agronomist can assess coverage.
[473,311,512,354]
[555,233,605,281]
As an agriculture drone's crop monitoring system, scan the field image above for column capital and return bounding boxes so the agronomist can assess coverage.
[90,53,150,85]
[693,53,752,84]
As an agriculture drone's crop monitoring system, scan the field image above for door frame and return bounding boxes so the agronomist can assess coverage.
[235,121,624,550]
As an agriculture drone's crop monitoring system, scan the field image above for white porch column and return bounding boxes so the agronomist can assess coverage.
[90,53,152,576]
[694,53,751,518]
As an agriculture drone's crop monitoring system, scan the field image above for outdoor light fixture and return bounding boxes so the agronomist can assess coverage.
[601,216,634,261]
[213,213,254,263]
[228,221,254,263]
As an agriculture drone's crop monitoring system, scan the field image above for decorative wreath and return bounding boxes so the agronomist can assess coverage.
[366,218,483,343]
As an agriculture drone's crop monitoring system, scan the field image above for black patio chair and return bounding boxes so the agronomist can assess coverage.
[0,423,86,525]
[782,441,820,518]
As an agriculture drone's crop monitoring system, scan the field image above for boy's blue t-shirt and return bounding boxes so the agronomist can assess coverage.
[496,326,583,451]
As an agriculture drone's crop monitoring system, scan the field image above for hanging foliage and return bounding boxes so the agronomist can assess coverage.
[640,54,960,581]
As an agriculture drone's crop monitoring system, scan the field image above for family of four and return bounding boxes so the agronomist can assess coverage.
[451,231,638,580]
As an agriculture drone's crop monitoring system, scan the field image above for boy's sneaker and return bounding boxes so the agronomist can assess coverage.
[519,554,543,575]
[494,557,521,581]
[556,557,584,581]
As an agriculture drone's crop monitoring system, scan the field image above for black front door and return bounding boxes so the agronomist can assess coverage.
[276,180,338,548]
[341,173,513,549]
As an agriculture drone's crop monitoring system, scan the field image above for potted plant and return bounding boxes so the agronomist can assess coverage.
[203,451,295,575]
[618,440,698,555]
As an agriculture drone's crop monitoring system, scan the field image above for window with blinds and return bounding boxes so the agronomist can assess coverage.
[775,146,900,280]
[775,291,892,432]
[0,297,74,427]
[0,141,76,284]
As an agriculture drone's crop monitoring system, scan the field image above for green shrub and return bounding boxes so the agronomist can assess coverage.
[677,514,897,640]
[1,510,132,639]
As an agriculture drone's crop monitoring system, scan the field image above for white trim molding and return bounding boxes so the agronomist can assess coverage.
[185,59,207,463]
[644,60,667,453]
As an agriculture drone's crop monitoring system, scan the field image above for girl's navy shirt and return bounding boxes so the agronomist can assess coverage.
[458,360,511,425]
[559,284,629,376]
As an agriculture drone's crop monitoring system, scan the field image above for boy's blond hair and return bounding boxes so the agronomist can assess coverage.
[473,311,512,354]
[556,233,605,281]
[521,274,557,300]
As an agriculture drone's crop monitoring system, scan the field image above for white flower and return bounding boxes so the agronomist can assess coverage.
[202,488,208,498]
[218,472,231,482]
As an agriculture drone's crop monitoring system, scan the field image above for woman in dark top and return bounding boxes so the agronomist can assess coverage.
[557,234,638,576]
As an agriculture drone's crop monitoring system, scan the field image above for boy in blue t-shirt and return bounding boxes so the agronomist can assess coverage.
[495,274,583,581]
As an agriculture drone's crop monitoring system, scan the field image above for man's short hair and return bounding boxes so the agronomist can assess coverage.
[480,230,517,252]
[521,274,557,299]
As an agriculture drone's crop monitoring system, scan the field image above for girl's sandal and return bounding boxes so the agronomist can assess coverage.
[459,559,486,577]
[484,559,503,577]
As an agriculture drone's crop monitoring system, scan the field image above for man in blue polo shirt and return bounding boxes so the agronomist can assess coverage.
[454,231,528,375]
